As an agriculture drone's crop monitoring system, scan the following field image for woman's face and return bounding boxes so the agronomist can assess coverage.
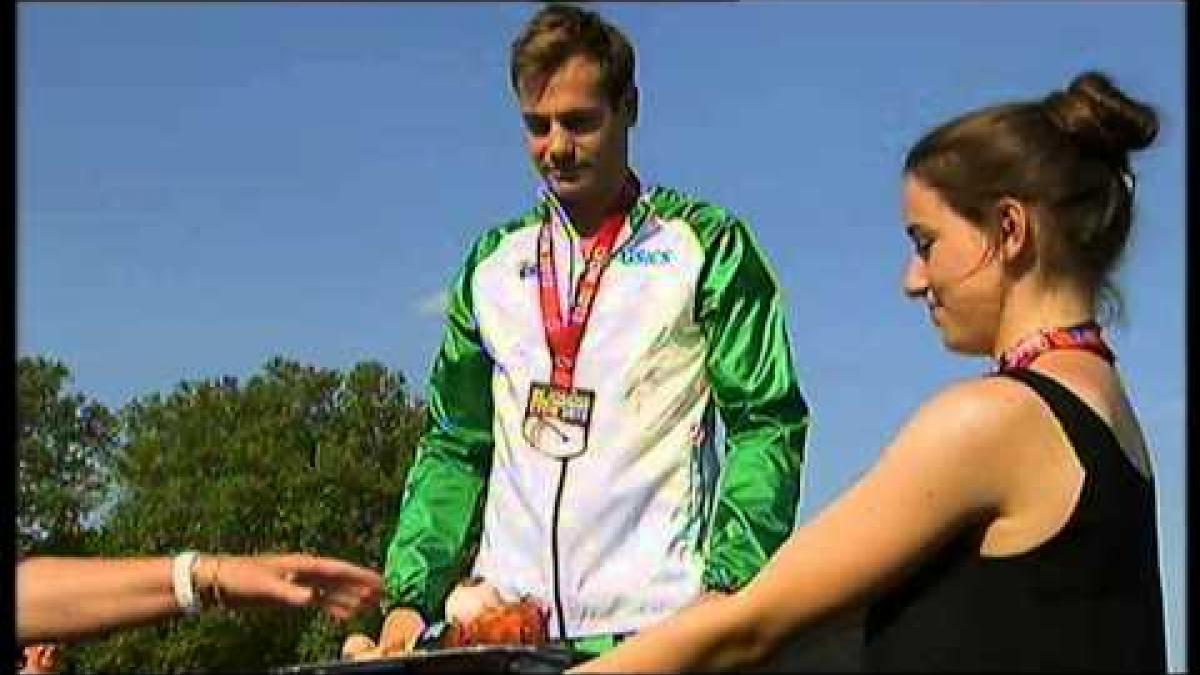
[901,175,1007,356]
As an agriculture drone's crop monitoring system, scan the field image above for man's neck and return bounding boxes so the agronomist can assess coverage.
[565,204,606,239]
[564,173,636,239]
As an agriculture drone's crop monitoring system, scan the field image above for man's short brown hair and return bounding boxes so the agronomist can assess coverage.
[510,3,635,107]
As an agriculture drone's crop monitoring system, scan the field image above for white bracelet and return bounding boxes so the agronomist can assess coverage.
[172,551,202,616]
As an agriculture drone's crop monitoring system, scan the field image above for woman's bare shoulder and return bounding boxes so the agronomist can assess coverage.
[901,374,1045,448]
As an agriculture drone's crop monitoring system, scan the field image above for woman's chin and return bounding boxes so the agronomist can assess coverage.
[939,331,992,359]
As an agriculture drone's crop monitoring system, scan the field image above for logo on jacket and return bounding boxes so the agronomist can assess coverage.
[616,248,674,266]
[518,249,673,278]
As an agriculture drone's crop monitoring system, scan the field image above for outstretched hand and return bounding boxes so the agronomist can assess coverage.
[194,553,383,621]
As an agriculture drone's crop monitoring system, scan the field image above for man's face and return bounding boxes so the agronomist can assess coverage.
[518,54,633,212]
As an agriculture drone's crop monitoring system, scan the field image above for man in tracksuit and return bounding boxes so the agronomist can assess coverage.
[372,2,809,659]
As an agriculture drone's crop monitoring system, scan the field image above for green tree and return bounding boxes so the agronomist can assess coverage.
[72,357,425,673]
[17,356,120,555]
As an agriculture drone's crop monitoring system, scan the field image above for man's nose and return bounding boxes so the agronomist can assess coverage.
[547,124,574,162]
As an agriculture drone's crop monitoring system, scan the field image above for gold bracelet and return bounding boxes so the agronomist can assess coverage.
[210,556,226,609]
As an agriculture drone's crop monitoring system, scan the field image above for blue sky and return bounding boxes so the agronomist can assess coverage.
[18,2,1184,668]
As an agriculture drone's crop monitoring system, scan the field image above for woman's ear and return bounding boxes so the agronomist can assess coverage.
[995,197,1032,262]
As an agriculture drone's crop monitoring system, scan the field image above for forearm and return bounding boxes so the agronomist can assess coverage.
[573,594,769,673]
[704,413,807,590]
[386,245,494,617]
[699,214,809,589]
[18,556,180,643]
[383,447,488,618]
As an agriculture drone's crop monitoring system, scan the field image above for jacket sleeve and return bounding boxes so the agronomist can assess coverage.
[383,236,496,621]
[696,215,810,593]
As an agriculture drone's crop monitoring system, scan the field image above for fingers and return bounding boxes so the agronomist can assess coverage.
[196,553,384,623]
[341,608,423,663]
[378,608,425,653]
[344,643,409,662]
[316,579,387,621]
[259,554,384,620]
[444,579,505,626]
[274,553,385,591]
[265,569,320,608]
[341,633,377,660]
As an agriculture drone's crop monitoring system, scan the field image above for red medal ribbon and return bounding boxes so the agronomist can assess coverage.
[995,321,1115,373]
[537,178,638,388]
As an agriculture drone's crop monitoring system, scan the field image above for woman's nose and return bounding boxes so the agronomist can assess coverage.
[902,254,928,300]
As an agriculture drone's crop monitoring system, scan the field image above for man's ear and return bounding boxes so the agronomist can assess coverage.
[621,85,638,128]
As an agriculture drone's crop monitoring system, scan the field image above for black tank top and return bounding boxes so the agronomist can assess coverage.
[864,368,1165,672]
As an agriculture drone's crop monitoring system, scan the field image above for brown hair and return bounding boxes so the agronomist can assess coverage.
[510,3,635,108]
[905,71,1159,322]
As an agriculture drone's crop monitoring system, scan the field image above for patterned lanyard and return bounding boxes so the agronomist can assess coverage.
[995,321,1115,373]
[536,176,639,388]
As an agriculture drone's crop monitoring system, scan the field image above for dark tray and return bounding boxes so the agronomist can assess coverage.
[272,645,576,674]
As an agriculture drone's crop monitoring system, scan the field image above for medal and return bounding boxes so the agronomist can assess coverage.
[522,176,638,459]
[522,382,595,458]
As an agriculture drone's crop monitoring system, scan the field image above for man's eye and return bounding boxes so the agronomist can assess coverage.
[523,116,550,136]
[914,238,933,258]
[560,113,601,133]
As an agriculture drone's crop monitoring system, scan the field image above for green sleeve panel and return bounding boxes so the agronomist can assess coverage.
[689,205,810,593]
[383,227,515,621]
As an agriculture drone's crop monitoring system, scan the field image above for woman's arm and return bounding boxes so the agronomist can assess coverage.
[17,552,383,644]
[573,378,1025,672]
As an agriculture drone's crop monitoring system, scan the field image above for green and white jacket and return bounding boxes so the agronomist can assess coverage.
[384,181,810,640]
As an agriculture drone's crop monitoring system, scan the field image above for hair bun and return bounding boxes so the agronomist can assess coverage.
[1042,71,1159,160]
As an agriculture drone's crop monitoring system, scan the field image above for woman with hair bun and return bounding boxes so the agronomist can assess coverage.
[571,71,1166,673]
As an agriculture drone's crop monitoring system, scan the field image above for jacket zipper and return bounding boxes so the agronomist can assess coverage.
[546,205,646,641]
[551,457,570,639]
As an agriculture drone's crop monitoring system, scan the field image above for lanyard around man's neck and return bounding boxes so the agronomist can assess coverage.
[536,176,639,387]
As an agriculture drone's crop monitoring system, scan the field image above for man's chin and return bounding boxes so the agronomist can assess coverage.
[549,181,591,205]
